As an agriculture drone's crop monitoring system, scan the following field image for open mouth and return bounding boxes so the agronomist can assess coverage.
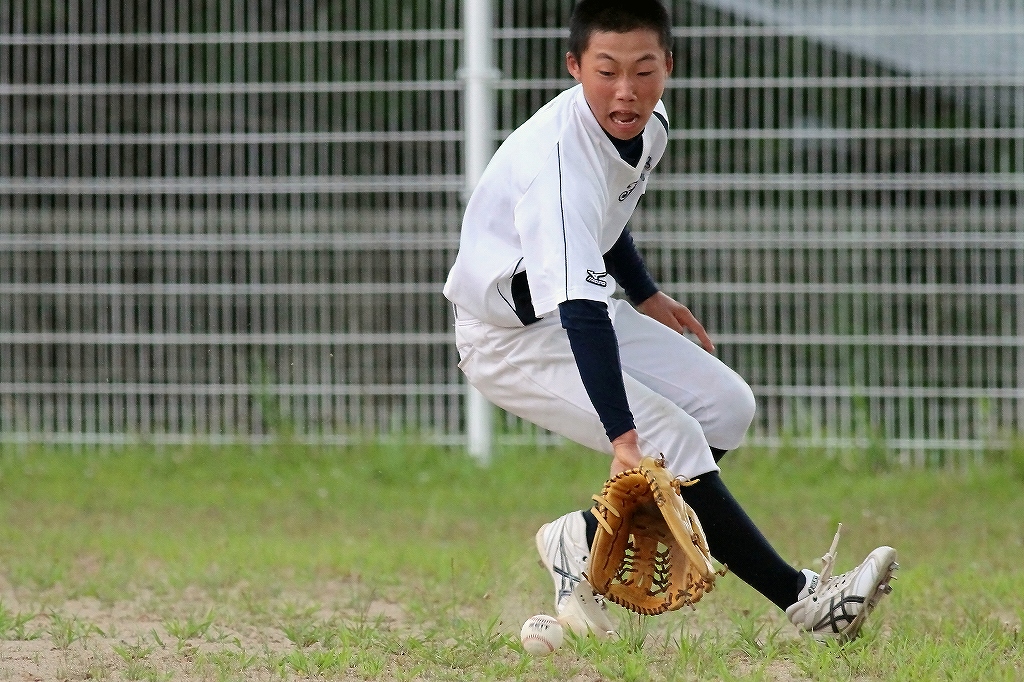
[610,111,640,126]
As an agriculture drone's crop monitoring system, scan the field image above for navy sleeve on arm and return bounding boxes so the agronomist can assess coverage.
[603,228,659,305]
[559,299,635,442]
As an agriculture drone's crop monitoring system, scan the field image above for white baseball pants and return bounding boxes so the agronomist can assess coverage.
[454,297,756,478]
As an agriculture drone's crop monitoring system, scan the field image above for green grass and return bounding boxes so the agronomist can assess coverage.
[0,440,1022,680]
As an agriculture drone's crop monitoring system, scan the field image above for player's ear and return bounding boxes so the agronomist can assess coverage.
[665,51,674,75]
[566,51,583,82]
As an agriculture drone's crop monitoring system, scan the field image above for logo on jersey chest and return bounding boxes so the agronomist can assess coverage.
[618,156,654,202]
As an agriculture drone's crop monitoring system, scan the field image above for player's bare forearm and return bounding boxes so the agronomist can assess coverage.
[637,291,715,353]
[610,429,643,476]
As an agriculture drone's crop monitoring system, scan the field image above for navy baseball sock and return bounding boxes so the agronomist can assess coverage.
[679,470,803,611]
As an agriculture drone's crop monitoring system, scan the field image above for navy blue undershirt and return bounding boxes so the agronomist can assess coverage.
[560,299,634,440]
[607,129,645,168]
[604,228,659,305]
[558,130,659,442]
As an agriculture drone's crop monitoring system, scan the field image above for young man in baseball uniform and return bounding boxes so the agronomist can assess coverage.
[444,0,897,640]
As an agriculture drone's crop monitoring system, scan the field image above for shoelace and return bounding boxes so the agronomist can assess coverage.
[818,523,843,587]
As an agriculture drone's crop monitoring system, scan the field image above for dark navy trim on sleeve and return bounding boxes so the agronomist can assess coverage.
[510,270,540,325]
[604,228,659,305]
[652,110,669,133]
[495,258,541,325]
[559,299,635,441]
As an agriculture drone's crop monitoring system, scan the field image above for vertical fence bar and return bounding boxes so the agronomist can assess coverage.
[462,0,496,463]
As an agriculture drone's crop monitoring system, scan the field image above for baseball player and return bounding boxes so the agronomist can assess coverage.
[444,0,897,640]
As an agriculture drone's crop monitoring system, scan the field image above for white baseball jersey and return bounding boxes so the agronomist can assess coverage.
[444,84,669,327]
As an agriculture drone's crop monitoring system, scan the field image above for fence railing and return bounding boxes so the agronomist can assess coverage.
[1,0,1021,460]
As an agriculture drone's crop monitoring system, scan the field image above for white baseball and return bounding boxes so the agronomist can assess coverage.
[520,614,563,655]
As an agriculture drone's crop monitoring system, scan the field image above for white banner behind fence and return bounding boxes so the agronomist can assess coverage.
[1,0,1021,460]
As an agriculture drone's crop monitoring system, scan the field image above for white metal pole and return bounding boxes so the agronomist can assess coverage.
[463,0,496,464]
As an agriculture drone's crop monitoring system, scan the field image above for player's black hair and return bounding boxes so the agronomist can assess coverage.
[567,0,672,60]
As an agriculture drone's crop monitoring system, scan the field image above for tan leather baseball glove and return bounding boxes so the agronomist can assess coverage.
[585,456,723,615]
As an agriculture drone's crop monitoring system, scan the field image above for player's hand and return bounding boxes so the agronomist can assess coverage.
[637,292,715,353]
[610,429,643,476]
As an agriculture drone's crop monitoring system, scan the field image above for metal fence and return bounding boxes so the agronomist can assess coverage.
[1,0,1021,459]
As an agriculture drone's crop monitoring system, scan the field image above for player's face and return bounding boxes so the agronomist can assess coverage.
[566,29,673,141]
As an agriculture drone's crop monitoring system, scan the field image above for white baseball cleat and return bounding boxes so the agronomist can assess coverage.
[786,527,898,642]
[535,511,617,638]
